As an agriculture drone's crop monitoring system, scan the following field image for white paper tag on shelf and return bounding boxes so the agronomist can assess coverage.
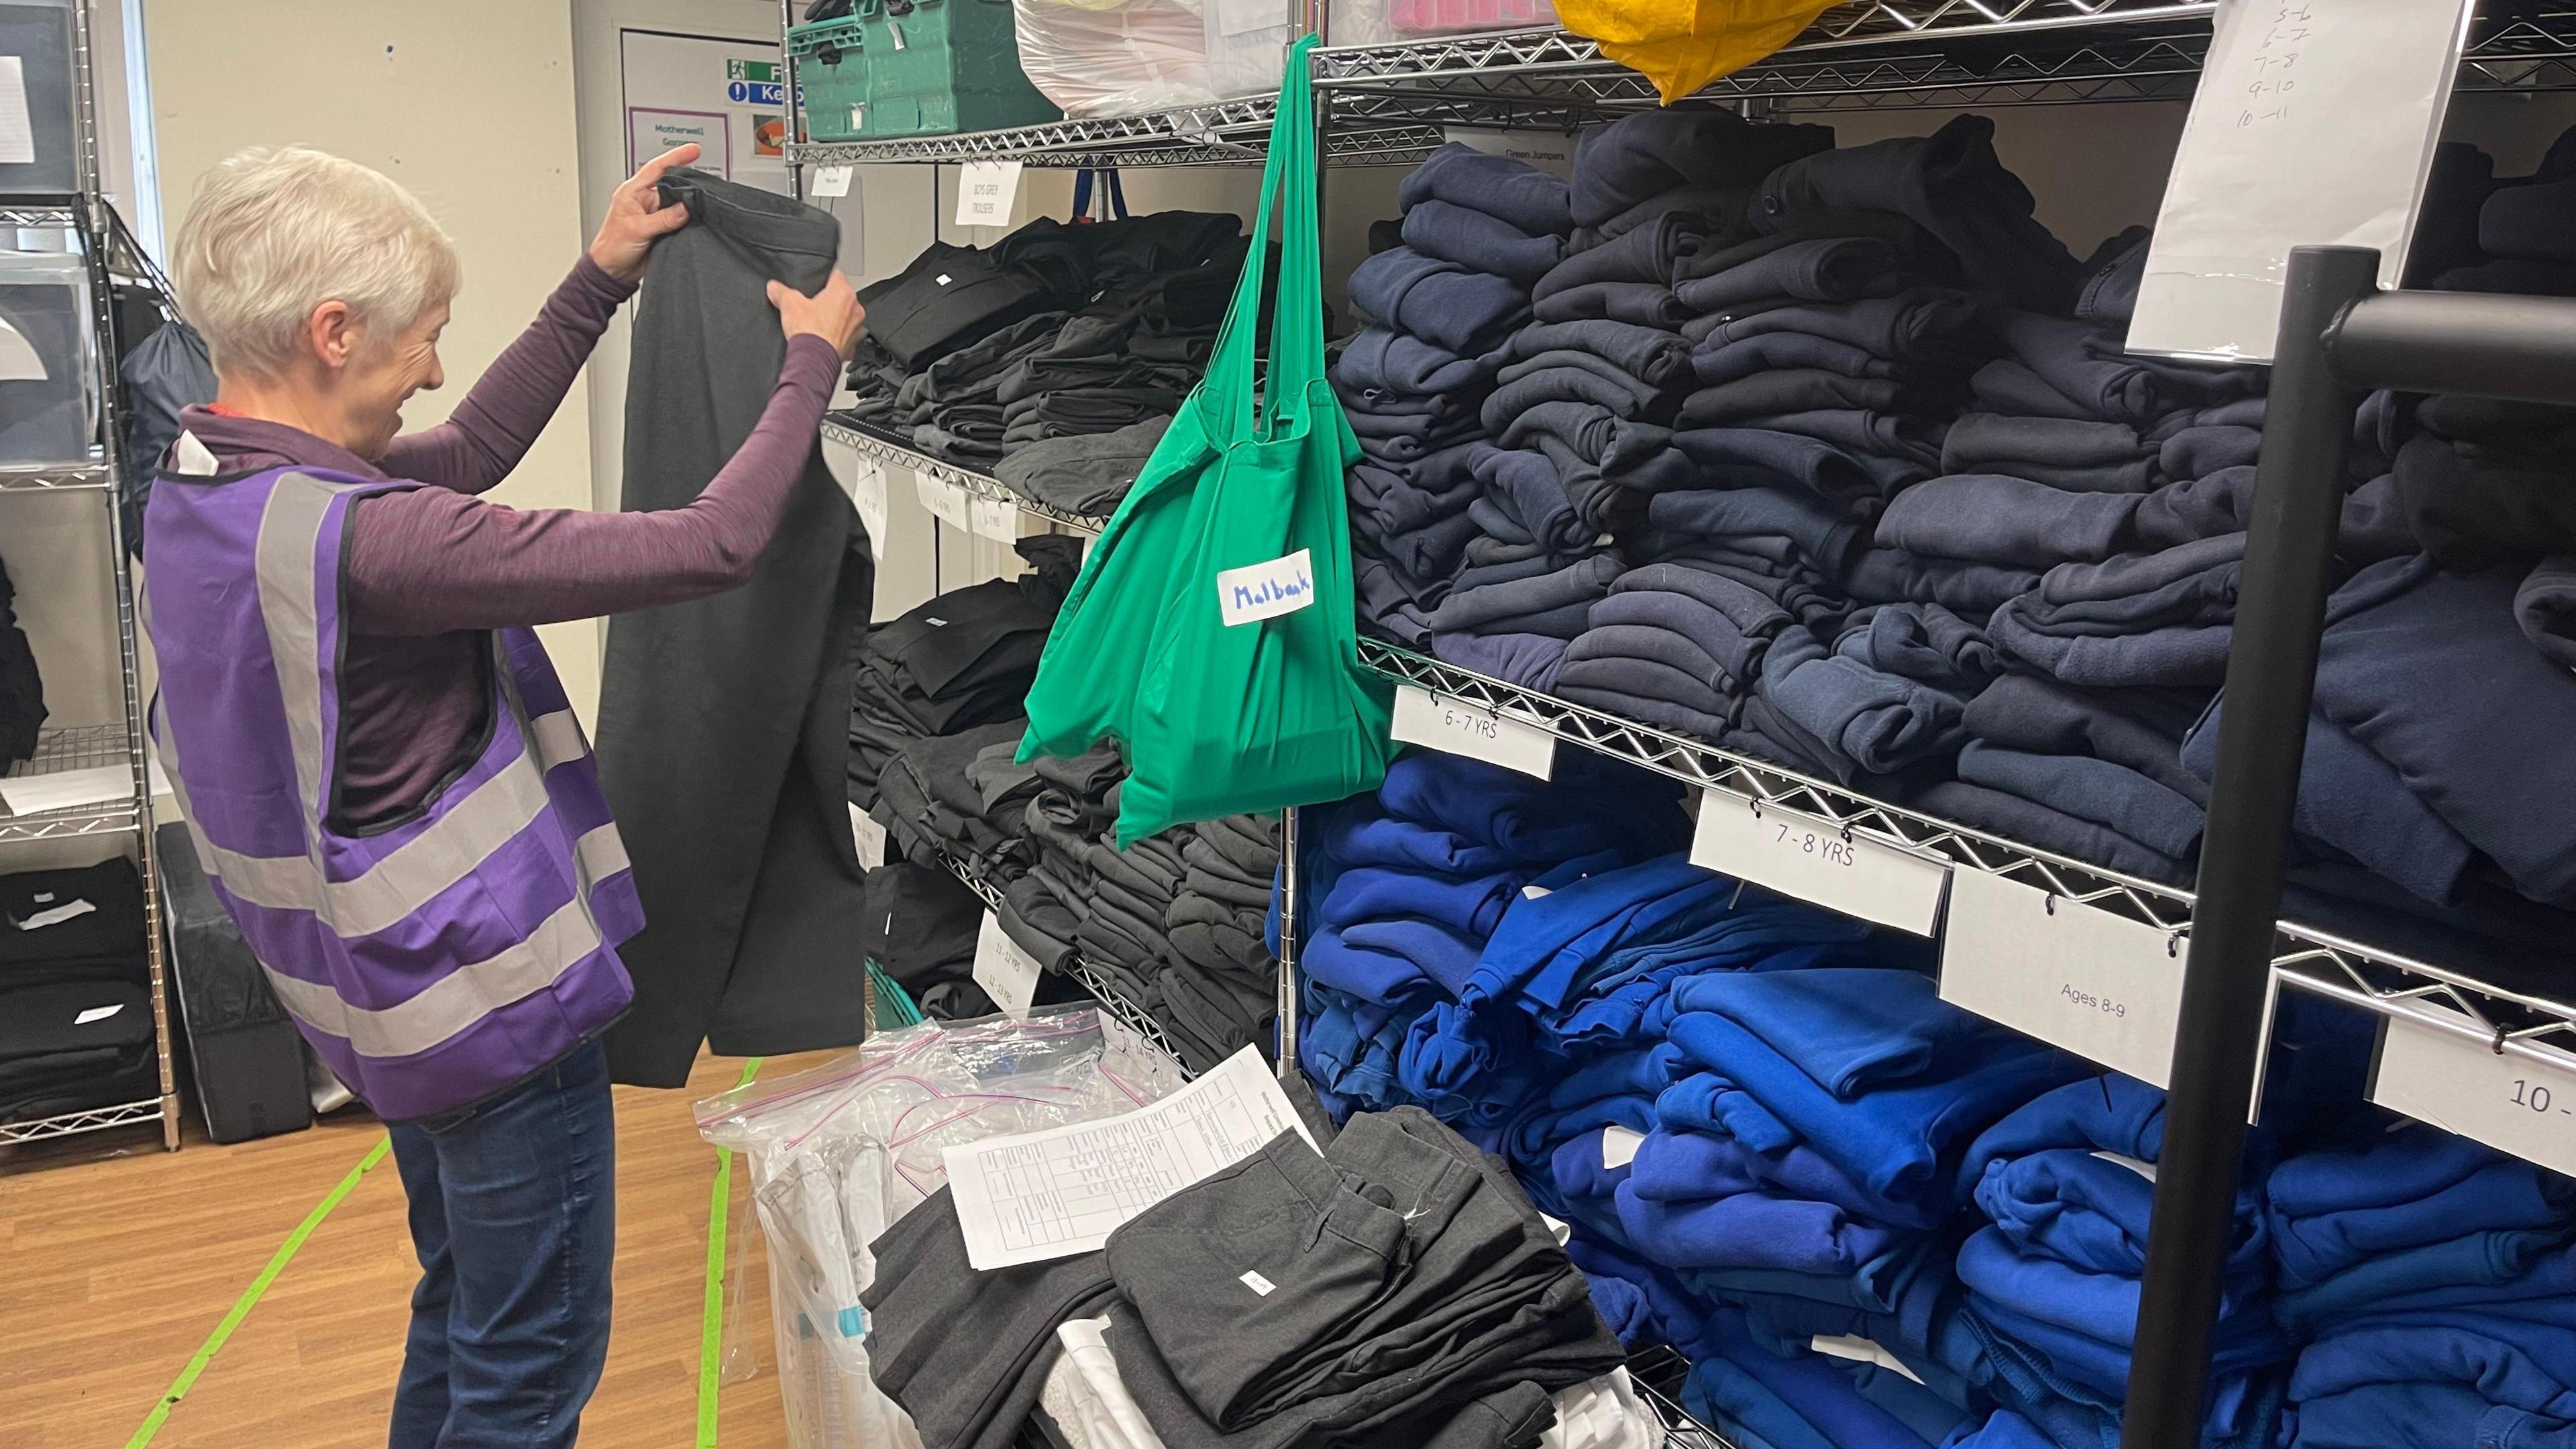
[969,493,1020,543]
[943,1046,1313,1269]
[74,1003,124,1026]
[916,473,972,533]
[849,803,887,871]
[1939,869,2190,1088]
[1390,686,1556,780]
[1688,788,1948,936]
[0,765,136,819]
[954,160,1024,227]
[811,164,853,198]
[1438,127,1576,177]
[2092,1150,2158,1183]
[2127,0,2475,362]
[13,897,95,930]
[2369,1003,2576,1177]
[1601,1124,1644,1170]
[0,59,33,167]
[1216,548,1316,627]
[973,910,1044,1018]
[849,462,889,554]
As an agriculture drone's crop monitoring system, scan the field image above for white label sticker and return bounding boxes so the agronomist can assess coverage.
[811,164,853,198]
[2369,1003,2576,1178]
[0,58,32,167]
[973,910,1045,1018]
[1810,1336,1926,1387]
[1438,126,1576,176]
[969,494,1020,543]
[2092,1150,2159,1183]
[1521,884,1552,900]
[1938,870,2190,1089]
[1687,789,1949,936]
[1601,1124,1644,1170]
[1240,1270,1277,1296]
[14,898,95,930]
[850,462,890,555]
[954,160,1024,227]
[916,474,972,533]
[1390,686,1556,781]
[849,803,887,871]
[2129,0,2475,362]
[74,1003,123,1026]
[1215,548,1316,627]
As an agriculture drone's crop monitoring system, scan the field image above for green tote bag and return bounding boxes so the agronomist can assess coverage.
[1017,34,1393,845]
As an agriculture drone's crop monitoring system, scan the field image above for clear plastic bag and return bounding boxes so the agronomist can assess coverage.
[1389,0,1553,36]
[696,1007,1189,1449]
[1202,0,1389,99]
[1013,0,1220,119]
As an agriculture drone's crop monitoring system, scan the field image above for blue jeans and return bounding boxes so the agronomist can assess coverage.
[386,1040,616,1449]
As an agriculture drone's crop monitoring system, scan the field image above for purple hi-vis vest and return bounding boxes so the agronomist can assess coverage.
[142,443,641,1120]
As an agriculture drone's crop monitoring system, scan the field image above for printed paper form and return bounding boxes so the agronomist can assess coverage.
[943,1045,1315,1270]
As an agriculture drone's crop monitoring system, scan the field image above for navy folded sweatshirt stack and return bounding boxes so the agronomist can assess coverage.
[1341,144,1573,656]
[2267,1116,2576,1449]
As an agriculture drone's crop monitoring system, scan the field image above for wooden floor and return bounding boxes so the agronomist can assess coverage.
[0,1049,844,1448]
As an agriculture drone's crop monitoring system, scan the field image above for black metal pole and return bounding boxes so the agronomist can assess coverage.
[2120,244,2380,1447]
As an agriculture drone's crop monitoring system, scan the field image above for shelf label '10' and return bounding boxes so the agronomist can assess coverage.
[2370,1003,2576,1178]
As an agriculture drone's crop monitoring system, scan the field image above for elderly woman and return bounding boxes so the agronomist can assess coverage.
[142,142,860,1447]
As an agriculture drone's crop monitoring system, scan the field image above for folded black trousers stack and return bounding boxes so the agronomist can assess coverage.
[863,1106,1627,1449]
[598,168,874,1085]
[0,860,158,1122]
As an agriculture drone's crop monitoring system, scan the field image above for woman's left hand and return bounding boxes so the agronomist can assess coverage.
[589,143,701,284]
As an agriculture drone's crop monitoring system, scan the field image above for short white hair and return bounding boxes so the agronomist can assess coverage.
[172,145,462,378]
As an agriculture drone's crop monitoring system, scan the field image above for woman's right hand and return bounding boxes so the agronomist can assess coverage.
[769,270,866,360]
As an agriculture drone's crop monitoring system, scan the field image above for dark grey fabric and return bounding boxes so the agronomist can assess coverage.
[1678,370,1917,427]
[1874,468,2256,569]
[1750,115,2083,313]
[1689,289,1991,370]
[1960,670,2209,807]
[1333,327,1501,399]
[1939,413,2147,473]
[1842,547,2040,618]
[1986,533,2243,688]
[598,171,870,1085]
[1636,485,1862,576]
[1955,741,2204,859]
[1673,237,1902,313]
[1571,109,1831,228]
[1693,330,1903,386]
[1432,630,1569,690]
[1529,280,1689,329]
[1506,319,1693,388]
[864,1186,1119,1449]
[1913,780,2192,885]
[1348,247,1532,354]
[1758,622,1970,775]
[1425,555,1621,639]
[2520,555,2576,668]
[1837,602,2000,697]
[1534,210,1710,299]
[995,415,1171,517]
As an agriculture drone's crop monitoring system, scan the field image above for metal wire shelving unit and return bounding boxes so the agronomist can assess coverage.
[1356,638,2576,1089]
[912,841,1195,1071]
[819,412,1109,535]
[781,1,2576,172]
[0,1,177,1153]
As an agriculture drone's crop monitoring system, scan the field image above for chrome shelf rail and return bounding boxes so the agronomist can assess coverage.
[0,458,110,494]
[1356,638,2576,1050]
[0,724,142,845]
[820,412,1110,535]
[0,1095,168,1146]
[917,843,1195,1069]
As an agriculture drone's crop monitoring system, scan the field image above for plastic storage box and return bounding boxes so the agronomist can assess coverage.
[788,15,871,143]
[851,0,1059,138]
[0,249,93,466]
[1012,0,1217,120]
[0,1,78,197]
[1389,0,1551,35]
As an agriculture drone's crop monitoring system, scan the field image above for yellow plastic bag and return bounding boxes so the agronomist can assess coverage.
[1554,0,1838,103]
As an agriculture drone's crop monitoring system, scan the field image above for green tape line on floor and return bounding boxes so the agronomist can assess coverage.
[698,1057,764,1449]
[126,1134,393,1449]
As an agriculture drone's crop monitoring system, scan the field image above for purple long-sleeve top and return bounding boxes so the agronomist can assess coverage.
[176,254,842,828]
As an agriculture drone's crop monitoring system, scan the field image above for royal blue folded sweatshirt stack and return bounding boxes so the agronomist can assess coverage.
[2267,1116,2576,1449]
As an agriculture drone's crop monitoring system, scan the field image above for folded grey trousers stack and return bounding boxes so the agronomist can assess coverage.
[863,1106,1627,1449]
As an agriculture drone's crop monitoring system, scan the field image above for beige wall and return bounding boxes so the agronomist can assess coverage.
[142,0,604,720]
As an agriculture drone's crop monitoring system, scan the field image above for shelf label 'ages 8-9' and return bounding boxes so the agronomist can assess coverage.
[1938,869,2190,1088]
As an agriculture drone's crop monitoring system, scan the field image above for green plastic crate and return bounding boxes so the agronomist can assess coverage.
[787,15,869,144]
[851,0,1059,139]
